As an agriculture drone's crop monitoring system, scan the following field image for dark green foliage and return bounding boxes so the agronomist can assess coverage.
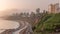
[34,13,60,34]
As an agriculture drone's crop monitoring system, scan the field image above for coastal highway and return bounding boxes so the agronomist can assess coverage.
[13,20,33,34]
[0,20,33,34]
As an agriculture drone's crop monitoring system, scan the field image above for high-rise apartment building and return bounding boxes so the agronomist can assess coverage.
[48,3,60,13]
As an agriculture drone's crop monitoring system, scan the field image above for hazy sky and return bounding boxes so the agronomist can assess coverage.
[0,0,59,11]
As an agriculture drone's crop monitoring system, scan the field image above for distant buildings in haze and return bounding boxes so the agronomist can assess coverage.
[48,3,60,13]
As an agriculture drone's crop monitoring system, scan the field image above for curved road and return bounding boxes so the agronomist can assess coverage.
[0,20,33,34]
[13,21,33,34]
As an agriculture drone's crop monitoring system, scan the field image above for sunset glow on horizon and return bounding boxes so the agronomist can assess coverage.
[0,0,59,11]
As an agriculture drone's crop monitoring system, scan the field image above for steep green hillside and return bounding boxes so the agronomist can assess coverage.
[44,13,60,30]
[34,13,60,34]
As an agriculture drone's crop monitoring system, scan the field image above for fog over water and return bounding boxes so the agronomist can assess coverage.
[0,19,20,33]
[0,19,19,29]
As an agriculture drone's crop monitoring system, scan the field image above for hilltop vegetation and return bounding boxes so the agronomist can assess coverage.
[33,13,60,34]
